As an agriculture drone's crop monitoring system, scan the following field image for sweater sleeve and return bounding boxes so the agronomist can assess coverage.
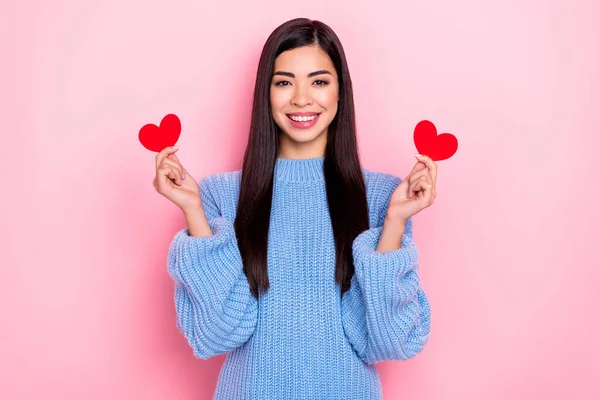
[341,213,432,365]
[167,175,258,360]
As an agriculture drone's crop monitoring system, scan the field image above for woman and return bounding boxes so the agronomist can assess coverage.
[154,17,436,400]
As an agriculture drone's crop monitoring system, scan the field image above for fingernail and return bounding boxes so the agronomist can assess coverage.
[182,171,186,179]
[173,146,179,150]
[415,153,423,157]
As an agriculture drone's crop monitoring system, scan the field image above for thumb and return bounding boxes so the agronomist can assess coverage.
[405,160,427,180]
[167,153,180,163]
[167,153,187,171]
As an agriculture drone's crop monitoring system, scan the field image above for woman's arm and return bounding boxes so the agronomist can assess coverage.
[183,206,213,237]
[341,173,431,364]
[375,216,406,253]
[167,175,258,360]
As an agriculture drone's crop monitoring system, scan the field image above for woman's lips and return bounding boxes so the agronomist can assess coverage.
[287,113,320,129]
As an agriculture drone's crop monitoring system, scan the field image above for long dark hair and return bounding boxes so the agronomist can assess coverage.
[235,18,369,300]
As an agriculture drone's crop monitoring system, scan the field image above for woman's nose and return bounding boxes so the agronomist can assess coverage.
[292,92,313,106]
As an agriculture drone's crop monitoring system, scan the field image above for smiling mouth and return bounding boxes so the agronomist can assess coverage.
[286,113,321,122]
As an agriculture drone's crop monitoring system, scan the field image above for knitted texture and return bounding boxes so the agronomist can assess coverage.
[167,156,431,399]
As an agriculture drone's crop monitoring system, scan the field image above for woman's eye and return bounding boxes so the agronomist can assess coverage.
[274,80,329,86]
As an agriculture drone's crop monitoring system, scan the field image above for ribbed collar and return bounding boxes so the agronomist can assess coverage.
[274,156,325,182]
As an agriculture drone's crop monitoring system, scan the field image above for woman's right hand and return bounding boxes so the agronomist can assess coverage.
[153,146,202,212]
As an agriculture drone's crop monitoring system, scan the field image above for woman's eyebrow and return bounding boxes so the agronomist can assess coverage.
[272,70,332,78]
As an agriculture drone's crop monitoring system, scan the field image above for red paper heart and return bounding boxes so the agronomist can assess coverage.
[413,120,458,161]
[139,113,181,152]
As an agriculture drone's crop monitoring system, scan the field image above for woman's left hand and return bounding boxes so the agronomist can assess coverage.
[386,154,438,222]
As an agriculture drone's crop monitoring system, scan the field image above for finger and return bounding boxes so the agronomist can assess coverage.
[415,178,431,193]
[167,152,180,163]
[161,163,183,184]
[404,165,426,194]
[158,164,182,186]
[406,160,427,180]
[413,170,436,199]
[415,154,437,184]
[408,169,429,185]
[162,166,181,186]
[156,146,180,170]
[167,153,187,179]
[169,167,183,186]
[169,169,182,186]
[160,159,184,180]
[410,176,431,199]
[407,170,429,197]
[166,152,189,178]
[409,179,423,199]
[420,180,434,203]
[416,179,433,200]
[420,170,436,198]
[411,162,436,190]
[408,178,422,199]
[408,183,416,199]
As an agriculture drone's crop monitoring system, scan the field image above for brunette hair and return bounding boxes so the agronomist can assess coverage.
[235,17,369,300]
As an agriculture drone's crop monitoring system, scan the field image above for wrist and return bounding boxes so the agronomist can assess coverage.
[182,204,204,217]
[377,216,407,253]
[182,206,212,237]
[384,213,408,226]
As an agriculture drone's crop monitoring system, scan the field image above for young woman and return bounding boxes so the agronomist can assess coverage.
[154,17,436,400]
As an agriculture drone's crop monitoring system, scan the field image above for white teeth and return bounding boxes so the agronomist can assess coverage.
[289,114,318,122]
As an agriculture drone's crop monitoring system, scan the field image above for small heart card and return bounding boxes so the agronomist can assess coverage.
[139,113,181,152]
[413,120,458,161]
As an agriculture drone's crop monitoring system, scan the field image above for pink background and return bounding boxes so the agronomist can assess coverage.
[1,0,598,399]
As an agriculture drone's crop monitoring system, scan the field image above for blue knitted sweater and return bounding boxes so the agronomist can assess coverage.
[167,156,431,399]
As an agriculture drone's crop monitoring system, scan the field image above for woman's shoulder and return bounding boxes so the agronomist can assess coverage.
[360,167,405,224]
[199,169,241,187]
[198,170,242,218]
[361,167,404,193]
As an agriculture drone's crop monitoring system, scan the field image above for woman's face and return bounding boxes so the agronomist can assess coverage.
[270,45,339,158]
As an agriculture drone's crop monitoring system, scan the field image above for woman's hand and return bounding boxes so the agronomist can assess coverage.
[386,154,438,222]
[153,146,202,212]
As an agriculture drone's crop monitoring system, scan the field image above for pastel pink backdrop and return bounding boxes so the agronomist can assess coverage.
[1,0,598,399]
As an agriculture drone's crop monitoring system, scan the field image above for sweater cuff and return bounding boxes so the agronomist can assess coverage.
[352,225,419,279]
[168,216,244,288]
